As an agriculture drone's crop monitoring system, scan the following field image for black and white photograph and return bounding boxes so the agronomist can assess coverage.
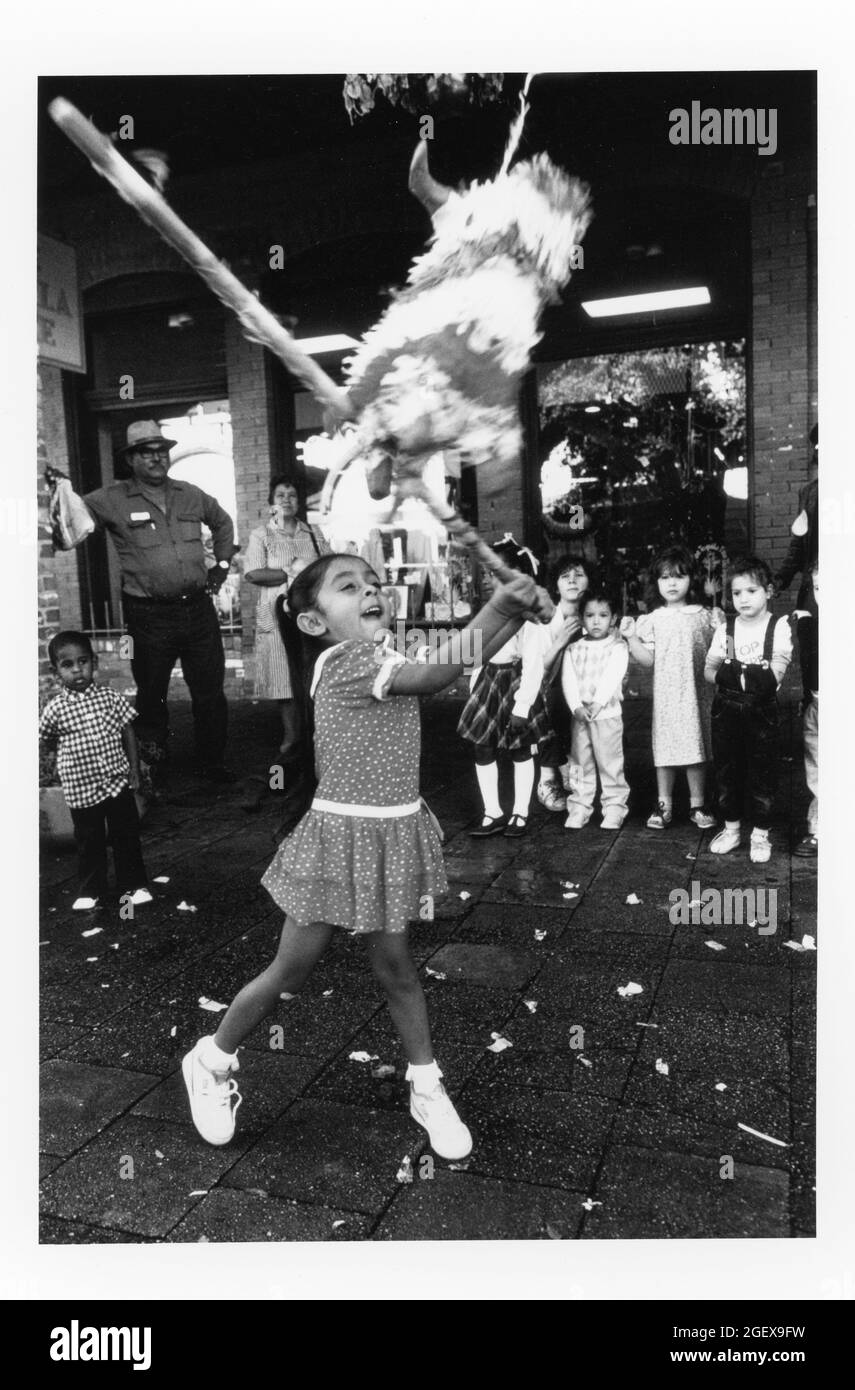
[5,0,854,1325]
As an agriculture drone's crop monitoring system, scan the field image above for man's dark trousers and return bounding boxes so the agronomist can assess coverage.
[123,591,227,768]
[70,786,146,899]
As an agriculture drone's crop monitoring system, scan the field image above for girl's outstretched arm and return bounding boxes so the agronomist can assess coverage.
[619,616,655,668]
[387,575,541,696]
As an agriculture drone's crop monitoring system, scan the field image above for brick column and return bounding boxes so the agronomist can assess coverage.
[225,317,277,650]
[37,364,62,683]
[750,153,817,575]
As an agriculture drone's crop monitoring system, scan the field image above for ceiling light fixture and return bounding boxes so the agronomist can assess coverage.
[582,287,711,318]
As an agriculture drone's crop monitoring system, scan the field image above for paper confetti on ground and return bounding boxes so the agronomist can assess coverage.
[322,989,334,997]
[110,943,119,950]
[563,891,579,900]
[577,1056,593,1068]
[348,1051,379,1063]
[715,1083,728,1091]
[177,901,198,913]
[332,1219,346,1230]
[617,982,643,998]
[86,956,98,963]
[688,899,703,909]
[705,940,726,951]
[581,1199,602,1211]
[425,967,447,980]
[371,1063,396,1079]
[81,927,103,938]
[737,1122,788,1147]
[198,997,228,1012]
[534,929,547,941]
[560,880,579,889]
[448,1161,470,1172]
[100,983,110,989]
[655,1058,670,1076]
[487,1032,513,1053]
[459,891,471,901]
[396,1156,413,1184]
[523,1000,538,1013]
[153,875,170,884]
[155,1150,164,1159]
[280,991,295,1001]
[170,1026,177,1038]
[636,1021,658,1028]
[625,893,642,905]
[801,935,817,951]
[188,1190,208,1197]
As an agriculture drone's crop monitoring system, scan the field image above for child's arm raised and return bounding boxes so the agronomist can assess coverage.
[619,616,654,668]
[387,575,541,696]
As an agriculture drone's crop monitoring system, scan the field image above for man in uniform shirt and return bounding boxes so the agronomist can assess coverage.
[65,420,237,784]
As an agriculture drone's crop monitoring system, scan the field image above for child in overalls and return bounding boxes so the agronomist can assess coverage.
[704,556,792,863]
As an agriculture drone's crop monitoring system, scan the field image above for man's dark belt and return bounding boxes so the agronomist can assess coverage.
[122,589,207,605]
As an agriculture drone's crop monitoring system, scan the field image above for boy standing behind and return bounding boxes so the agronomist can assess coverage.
[39,631,151,911]
[704,556,792,864]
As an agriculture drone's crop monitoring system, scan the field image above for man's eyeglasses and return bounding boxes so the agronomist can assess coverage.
[135,447,170,460]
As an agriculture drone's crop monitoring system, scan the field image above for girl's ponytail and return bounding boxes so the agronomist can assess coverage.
[272,553,342,840]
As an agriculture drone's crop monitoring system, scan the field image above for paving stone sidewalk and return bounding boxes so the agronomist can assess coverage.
[39,683,816,1243]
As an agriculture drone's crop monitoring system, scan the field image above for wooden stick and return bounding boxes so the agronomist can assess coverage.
[48,98,355,423]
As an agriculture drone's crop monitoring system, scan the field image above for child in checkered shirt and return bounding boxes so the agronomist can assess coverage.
[39,631,150,912]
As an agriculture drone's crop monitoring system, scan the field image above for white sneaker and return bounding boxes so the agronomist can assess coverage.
[564,814,587,830]
[409,1082,472,1160]
[127,887,153,906]
[750,829,772,864]
[182,1039,242,1146]
[601,812,625,831]
[537,782,566,813]
[710,826,741,854]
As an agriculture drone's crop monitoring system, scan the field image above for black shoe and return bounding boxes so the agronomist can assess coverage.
[794,833,818,857]
[504,814,529,838]
[199,765,237,785]
[469,814,509,838]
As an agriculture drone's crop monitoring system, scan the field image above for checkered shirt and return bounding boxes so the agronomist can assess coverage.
[39,684,136,809]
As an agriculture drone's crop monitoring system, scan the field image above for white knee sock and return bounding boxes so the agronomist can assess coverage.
[406,1060,443,1094]
[512,759,535,817]
[475,761,502,819]
[199,1035,238,1075]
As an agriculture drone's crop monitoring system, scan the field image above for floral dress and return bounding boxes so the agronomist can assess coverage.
[635,606,716,766]
[244,520,329,699]
[261,640,447,933]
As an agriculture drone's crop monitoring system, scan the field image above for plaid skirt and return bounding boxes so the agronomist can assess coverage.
[457,660,554,752]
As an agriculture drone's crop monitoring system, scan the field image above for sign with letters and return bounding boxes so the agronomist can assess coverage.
[37,234,86,373]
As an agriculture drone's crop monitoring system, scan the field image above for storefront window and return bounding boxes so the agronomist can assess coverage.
[537,341,746,609]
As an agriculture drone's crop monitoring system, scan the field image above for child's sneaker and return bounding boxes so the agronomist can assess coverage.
[646,801,672,830]
[182,1039,242,1146]
[537,782,567,813]
[749,828,772,864]
[409,1080,472,1160]
[564,812,588,830]
[710,825,741,854]
[600,811,625,831]
[689,807,717,830]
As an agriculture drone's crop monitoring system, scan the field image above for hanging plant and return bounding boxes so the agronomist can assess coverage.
[343,73,505,123]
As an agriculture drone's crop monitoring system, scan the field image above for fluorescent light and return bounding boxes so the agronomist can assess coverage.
[294,334,360,355]
[582,287,711,318]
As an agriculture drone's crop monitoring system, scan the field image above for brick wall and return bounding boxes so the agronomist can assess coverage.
[750,150,818,586]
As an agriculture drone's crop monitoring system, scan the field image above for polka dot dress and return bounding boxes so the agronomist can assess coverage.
[261,640,447,933]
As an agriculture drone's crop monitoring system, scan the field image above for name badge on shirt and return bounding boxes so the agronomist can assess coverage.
[130,511,151,521]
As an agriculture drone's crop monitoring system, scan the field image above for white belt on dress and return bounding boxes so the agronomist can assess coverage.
[311,798,422,818]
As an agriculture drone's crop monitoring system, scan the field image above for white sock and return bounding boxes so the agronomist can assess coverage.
[199,1035,237,1075]
[512,759,535,817]
[475,761,502,819]
[725,820,741,831]
[406,1060,443,1094]
[752,826,769,839]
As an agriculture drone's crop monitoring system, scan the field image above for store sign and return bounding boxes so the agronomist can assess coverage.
[37,235,86,373]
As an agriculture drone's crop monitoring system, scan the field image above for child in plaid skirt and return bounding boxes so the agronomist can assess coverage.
[459,538,553,838]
